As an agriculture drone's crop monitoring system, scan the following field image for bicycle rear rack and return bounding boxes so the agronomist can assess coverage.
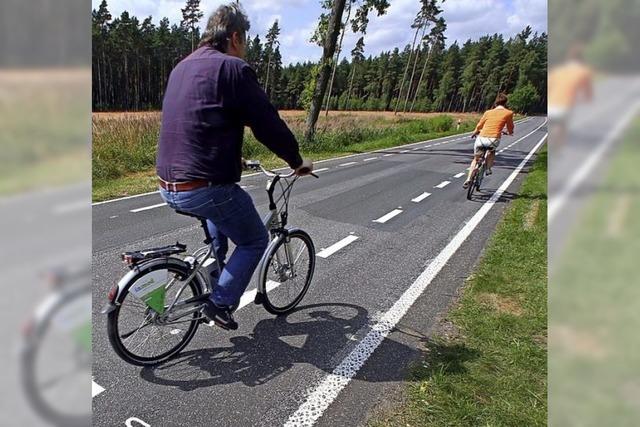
[121,243,187,268]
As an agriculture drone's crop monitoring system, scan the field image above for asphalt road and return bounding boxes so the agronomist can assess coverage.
[0,182,92,427]
[92,116,547,427]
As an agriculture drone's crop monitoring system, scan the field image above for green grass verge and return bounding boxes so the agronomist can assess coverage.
[92,114,478,201]
[371,148,547,426]
[550,119,640,425]
[0,148,89,196]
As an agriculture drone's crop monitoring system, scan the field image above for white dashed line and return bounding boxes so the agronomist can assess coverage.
[373,209,403,223]
[454,172,465,178]
[339,162,358,167]
[411,192,431,203]
[316,235,359,258]
[130,203,167,213]
[314,168,330,173]
[363,157,378,162]
[283,129,548,427]
[382,153,394,157]
[434,181,451,189]
[400,150,409,153]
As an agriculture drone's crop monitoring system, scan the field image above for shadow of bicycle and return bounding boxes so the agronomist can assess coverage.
[139,302,421,390]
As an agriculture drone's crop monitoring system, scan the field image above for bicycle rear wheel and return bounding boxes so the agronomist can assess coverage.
[107,260,205,366]
[260,230,315,315]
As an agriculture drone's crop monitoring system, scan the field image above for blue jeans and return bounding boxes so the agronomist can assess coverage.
[160,184,269,307]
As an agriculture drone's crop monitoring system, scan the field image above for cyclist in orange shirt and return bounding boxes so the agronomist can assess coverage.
[548,44,593,149]
[463,93,514,189]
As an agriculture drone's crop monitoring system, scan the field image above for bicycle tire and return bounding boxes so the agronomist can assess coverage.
[466,169,476,200]
[476,162,485,191]
[20,289,90,427]
[260,229,315,315]
[107,259,204,366]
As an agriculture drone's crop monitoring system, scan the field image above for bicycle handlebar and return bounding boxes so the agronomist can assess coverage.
[245,160,318,179]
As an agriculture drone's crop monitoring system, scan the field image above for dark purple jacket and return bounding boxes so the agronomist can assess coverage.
[156,46,303,183]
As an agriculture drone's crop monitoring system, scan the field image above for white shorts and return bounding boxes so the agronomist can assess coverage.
[474,136,500,155]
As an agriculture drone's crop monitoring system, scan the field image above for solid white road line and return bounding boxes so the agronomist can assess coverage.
[434,181,451,189]
[454,172,465,178]
[411,192,431,203]
[548,100,640,223]
[129,203,167,213]
[339,161,358,167]
[92,380,105,398]
[373,209,403,223]
[316,235,359,258]
[283,131,548,427]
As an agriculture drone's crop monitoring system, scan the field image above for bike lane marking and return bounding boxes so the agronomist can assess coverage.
[92,379,105,398]
[411,192,431,203]
[372,209,403,224]
[316,235,360,259]
[284,130,548,427]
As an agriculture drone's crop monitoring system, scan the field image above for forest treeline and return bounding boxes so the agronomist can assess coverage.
[92,0,547,114]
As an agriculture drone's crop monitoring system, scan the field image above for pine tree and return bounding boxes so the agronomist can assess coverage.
[181,0,203,52]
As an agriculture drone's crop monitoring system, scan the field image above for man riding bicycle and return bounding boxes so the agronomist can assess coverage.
[463,93,514,189]
[156,3,313,330]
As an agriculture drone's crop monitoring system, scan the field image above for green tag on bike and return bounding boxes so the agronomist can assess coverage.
[129,270,168,314]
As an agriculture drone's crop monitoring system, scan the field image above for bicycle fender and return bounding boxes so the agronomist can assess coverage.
[101,257,197,314]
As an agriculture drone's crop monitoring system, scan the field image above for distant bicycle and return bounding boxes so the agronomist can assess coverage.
[466,132,508,200]
[103,161,318,366]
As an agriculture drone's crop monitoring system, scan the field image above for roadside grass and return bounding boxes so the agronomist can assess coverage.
[549,119,640,425]
[92,112,481,201]
[371,148,547,426]
[0,69,89,197]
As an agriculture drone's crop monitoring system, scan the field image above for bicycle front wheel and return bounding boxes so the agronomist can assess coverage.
[476,163,485,190]
[260,230,315,315]
[466,169,477,200]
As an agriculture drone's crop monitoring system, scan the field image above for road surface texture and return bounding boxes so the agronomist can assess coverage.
[93,116,547,427]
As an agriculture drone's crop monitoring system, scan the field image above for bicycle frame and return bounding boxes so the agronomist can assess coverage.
[104,165,308,317]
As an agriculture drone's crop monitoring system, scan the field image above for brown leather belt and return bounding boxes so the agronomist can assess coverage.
[158,178,210,192]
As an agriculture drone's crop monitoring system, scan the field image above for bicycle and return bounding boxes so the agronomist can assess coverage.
[466,132,508,200]
[103,161,318,366]
[20,265,91,427]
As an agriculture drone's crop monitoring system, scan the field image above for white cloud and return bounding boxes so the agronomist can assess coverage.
[93,0,547,65]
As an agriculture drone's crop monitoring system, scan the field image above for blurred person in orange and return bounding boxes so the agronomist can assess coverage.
[548,44,593,149]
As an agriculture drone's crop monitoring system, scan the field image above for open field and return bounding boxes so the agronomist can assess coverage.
[0,68,90,196]
[92,111,485,201]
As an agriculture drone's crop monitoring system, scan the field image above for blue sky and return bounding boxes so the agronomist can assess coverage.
[93,0,547,65]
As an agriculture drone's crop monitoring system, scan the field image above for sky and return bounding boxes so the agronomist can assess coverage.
[92,0,547,65]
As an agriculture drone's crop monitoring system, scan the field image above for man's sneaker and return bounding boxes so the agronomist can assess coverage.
[462,181,471,189]
[202,300,238,330]
[485,168,492,176]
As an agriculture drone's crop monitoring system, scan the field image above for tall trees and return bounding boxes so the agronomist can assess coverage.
[91,1,547,115]
[180,0,203,52]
